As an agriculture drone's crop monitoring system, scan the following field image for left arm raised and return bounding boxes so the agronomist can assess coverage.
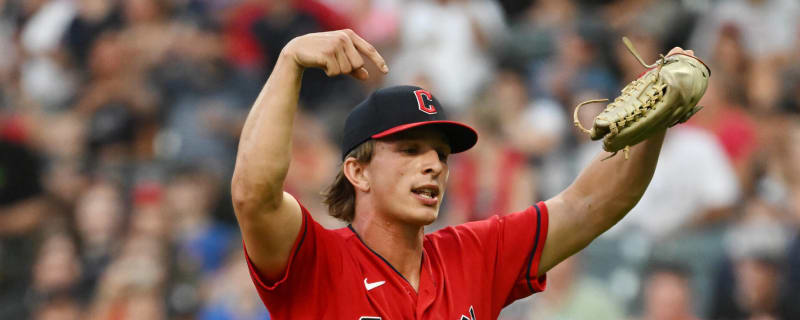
[536,45,701,275]
[538,129,665,275]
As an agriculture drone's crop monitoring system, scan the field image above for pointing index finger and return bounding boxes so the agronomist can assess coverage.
[346,30,388,73]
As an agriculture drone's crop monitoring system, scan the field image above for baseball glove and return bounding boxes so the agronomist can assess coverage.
[573,37,710,159]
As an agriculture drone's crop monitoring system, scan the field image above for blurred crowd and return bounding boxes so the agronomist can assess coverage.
[1,0,799,319]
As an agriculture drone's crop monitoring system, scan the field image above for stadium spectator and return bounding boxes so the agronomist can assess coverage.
[639,262,698,320]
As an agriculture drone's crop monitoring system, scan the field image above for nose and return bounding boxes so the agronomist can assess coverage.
[421,149,444,176]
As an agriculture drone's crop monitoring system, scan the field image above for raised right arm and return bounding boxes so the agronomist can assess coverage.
[231,30,387,280]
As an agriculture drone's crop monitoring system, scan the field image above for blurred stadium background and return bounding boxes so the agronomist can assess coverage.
[1,0,799,319]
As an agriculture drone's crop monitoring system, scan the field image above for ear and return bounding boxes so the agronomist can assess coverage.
[343,158,370,192]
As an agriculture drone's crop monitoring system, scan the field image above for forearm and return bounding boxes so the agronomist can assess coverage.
[539,44,707,274]
[231,50,303,211]
[540,130,665,274]
[568,130,665,230]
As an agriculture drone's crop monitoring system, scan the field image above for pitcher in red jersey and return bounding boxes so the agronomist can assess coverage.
[231,29,694,319]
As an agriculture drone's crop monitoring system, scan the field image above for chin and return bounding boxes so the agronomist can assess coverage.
[403,207,439,226]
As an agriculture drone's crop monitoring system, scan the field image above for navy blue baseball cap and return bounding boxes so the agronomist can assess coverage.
[341,85,478,160]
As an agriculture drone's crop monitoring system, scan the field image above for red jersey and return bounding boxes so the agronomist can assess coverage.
[244,201,549,319]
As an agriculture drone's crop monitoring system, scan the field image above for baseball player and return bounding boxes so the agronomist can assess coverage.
[231,29,700,319]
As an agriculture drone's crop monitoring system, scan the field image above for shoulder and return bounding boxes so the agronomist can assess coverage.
[426,215,502,241]
[424,204,545,249]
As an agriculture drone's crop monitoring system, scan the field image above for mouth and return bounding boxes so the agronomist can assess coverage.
[411,185,440,206]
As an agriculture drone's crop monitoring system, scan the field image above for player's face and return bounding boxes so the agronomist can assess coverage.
[365,127,451,226]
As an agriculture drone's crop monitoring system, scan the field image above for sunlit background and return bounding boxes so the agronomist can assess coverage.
[1,0,799,319]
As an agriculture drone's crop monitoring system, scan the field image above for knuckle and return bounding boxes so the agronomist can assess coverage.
[336,33,348,43]
[353,56,364,67]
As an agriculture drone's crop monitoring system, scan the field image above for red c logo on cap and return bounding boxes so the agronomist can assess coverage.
[414,89,437,114]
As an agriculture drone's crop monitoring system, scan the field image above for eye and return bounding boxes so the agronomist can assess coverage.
[437,150,450,163]
[401,146,419,155]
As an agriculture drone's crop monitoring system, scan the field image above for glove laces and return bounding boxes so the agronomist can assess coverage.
[573,36,667,160]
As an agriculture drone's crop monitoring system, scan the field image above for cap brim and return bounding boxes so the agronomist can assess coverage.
[371,120,478,154]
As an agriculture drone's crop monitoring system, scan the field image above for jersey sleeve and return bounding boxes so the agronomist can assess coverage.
[500,202,549,304]
[432,201,549,314]
[242,200,342,316]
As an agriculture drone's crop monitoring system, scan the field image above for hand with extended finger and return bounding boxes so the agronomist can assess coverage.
[282,29,389,81]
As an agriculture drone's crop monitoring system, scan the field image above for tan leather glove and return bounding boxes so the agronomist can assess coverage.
[574,37,710,159]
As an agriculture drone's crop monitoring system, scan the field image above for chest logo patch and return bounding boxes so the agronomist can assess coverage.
[364,278,385,291]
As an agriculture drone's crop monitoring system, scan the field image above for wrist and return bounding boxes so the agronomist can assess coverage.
[277,44,304,75]
[634,129,666,157]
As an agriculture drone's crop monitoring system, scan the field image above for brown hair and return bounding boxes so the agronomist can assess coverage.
[323,140,375,222]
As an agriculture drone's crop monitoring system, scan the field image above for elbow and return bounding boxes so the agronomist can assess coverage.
[230,184,255,216]
[230,180,256,216]
[230,175,282,217]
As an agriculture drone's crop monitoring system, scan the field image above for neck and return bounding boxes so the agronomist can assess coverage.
[351,212,425,291]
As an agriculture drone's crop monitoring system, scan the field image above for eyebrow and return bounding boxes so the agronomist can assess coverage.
[389,137,450,152]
